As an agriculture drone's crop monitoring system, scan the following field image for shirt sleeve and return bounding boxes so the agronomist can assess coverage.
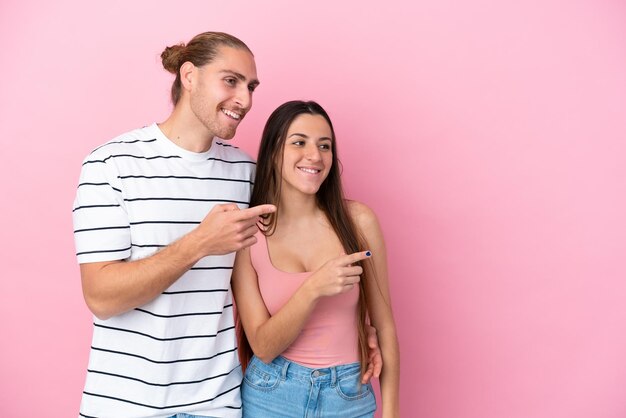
[72,153,131,263]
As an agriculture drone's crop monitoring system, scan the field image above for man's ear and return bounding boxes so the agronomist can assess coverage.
[179,61,196,92]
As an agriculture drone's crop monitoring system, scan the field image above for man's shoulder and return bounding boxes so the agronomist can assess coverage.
[83,124,160,161]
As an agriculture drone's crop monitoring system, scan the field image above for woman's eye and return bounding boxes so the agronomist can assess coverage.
[319,144,331,150]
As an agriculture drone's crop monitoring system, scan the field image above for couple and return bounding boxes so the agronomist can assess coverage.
[73,32,399,417]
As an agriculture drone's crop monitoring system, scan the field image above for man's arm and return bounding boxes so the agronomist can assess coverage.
[81,203,275,320]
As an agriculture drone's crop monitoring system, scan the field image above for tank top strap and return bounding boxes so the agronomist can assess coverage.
[249,227,271,272]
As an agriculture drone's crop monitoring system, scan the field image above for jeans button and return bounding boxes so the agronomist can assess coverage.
[312,370,320,377]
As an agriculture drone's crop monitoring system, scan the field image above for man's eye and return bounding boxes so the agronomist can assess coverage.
[225,78,236,85]
[248,85,257,92]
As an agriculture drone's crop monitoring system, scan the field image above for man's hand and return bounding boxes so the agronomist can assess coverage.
[361,324,383,384]
[191,203,276,256]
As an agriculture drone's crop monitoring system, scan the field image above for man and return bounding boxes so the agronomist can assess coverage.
[73,32,379,418]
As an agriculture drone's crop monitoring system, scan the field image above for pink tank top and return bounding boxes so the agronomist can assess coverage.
[249,231,360,368]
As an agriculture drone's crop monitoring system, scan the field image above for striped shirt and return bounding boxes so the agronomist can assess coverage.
[73,123,255,418]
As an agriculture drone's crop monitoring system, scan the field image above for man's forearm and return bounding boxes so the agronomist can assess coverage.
[81,232,203,320]
[80,203,277,320]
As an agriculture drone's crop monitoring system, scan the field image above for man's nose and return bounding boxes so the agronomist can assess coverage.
[234,85,252,111]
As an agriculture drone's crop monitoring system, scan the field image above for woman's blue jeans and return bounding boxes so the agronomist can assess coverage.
[242,355,376,417]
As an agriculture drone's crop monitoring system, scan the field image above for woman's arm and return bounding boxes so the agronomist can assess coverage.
[232,245,370,363]
[232,247,316,363]
[351,201,400,418]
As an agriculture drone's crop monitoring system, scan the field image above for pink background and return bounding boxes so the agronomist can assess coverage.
[1,0,626,417]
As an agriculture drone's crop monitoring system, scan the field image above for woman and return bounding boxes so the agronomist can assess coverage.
[232,101,399,417]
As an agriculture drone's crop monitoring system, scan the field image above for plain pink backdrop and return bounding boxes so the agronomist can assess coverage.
[1,1,626,417]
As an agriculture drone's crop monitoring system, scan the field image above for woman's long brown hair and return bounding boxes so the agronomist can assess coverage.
[237,100,370,374]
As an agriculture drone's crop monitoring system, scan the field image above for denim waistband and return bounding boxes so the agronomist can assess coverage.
[266,356,361,385]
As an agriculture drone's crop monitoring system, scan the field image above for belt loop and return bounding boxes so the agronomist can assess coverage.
[330,366,337,387]
[281,358,290,381]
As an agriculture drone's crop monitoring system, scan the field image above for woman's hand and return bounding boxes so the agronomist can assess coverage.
[304,251,371,299]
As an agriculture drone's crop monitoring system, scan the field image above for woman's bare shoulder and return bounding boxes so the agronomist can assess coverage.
[346,200,379,231]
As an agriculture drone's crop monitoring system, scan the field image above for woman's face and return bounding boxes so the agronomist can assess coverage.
[279,113,333,197]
